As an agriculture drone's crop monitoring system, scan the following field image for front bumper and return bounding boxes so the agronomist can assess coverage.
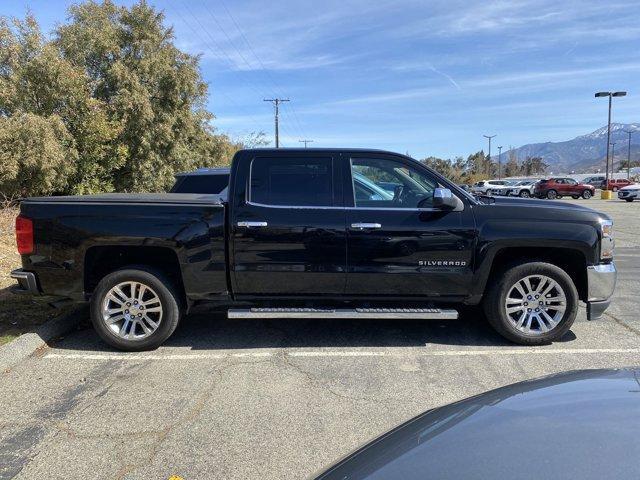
[618,190,639,200]
[586,263,616,320]
[10,269,41,295]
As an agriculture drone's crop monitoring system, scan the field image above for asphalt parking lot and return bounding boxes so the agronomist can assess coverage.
[1,198,639,480]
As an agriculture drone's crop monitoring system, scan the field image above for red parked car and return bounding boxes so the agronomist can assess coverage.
[602,178,633,191]
[534,178,595,199]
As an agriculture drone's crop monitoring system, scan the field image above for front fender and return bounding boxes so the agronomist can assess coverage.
[470,219,599,298]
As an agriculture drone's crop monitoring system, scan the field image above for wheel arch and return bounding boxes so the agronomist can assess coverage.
[476,246,588,302]
[84,246,187,307]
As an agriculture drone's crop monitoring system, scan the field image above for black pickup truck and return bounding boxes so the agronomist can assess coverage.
[11,148,616,350]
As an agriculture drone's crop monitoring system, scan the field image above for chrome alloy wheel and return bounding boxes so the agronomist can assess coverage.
[504,275,566,335]
[102,281,163,340]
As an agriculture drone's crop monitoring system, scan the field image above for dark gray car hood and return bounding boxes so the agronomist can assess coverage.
[315,369,640,480]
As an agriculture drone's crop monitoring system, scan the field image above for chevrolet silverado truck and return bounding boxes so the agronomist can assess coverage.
[11,148,617,350]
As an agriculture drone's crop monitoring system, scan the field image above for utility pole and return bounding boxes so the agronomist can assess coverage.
[299,139,314,148]
[483,134,496,177]
[497,146,503,180]
[624,130,633,179]
[263,98,289,148]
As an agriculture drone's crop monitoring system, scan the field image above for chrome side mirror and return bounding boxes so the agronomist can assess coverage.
[433,188,463,210]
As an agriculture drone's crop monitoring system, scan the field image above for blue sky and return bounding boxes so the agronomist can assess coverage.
[5,0,640,159]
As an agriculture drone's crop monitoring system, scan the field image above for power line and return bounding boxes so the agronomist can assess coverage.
[167,3,267,133]
[215,0,308,139]
[264,98,289,148]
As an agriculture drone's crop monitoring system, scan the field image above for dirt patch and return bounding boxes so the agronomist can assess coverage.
[0,207,75,345]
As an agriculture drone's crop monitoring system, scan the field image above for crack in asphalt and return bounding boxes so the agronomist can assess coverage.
[112,358,271,480]
[276,350,391,406]
[605,312,640,338]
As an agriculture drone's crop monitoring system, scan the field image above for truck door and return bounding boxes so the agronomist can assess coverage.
[230,152,346,296]
[344,154,475,299]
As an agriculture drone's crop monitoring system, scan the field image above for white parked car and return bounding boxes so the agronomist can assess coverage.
[508,180,537,198]
[617,184,640,202]
[471,180,509,196]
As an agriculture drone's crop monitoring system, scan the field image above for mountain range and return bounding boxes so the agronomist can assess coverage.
[504,123,640,173]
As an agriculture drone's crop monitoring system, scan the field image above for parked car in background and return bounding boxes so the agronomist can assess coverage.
[314,369,640,480]
[470,180,509,196]
[583,175,606,188]
[169,167,230,196]
[618,183,640,202]
[534,177,595,199]
[507,180,536,197]
[603,178,633,191]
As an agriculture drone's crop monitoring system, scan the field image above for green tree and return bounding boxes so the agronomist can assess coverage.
[55,0,235,192]
[0,1,245,197]
[521,156,548,175]
[0,113,77,197]
[504,150,521,178]
[0,13,124,195]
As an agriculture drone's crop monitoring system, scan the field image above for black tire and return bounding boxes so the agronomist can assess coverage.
[612,186,618,192]
[571,195,579,199]
[582,190,592,199]
[546,189,557,199]
[519,190,530,198]
[483,262,578,345]
[90,267,182,351]
[625,198,634,202]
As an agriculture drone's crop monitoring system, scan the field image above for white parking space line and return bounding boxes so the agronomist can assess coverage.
[43,347,640,361]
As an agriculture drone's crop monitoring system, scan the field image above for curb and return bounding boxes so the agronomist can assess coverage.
[0,306,87,372]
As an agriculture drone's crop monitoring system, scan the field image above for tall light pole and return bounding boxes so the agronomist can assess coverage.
[299,139,314,148]
[263,98,290,148]
[595,91,626,192]
[610,142,616,177]
[624,129,633,179]
[483,134,496,177]
[497,145,503,179]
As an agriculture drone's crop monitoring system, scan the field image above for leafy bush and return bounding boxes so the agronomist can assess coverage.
[0,1,249,198]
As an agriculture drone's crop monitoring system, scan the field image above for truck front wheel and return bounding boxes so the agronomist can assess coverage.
[483,262,578,345]
[90,268,181,351]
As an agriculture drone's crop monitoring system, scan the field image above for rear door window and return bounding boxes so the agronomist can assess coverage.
[249,156,334,207]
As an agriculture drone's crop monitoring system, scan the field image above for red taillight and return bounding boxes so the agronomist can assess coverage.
[15,215,34,255]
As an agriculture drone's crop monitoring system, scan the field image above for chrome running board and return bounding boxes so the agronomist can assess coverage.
[228,307,458,320]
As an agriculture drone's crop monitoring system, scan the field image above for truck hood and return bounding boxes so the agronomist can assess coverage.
[490,196,597,212]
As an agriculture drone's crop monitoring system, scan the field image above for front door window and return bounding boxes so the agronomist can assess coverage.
[351,157,438,208]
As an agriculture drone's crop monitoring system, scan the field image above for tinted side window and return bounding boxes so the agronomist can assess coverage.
[170,174,229,194]
[250,157,333,206]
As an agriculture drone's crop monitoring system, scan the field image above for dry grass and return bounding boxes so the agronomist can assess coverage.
[0,207,19,289]
[0,206,75,345]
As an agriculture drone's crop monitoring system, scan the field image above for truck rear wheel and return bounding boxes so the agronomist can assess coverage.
[483,262,578,345]
[90,268,181,351]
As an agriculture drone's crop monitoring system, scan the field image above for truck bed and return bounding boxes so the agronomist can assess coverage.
[19,193,227,302]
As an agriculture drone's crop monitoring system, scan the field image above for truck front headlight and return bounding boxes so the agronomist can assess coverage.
[600,220,614,260]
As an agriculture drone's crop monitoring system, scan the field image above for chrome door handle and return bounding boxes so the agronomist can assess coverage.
[351,222,382,230]
[237,221,268,228]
